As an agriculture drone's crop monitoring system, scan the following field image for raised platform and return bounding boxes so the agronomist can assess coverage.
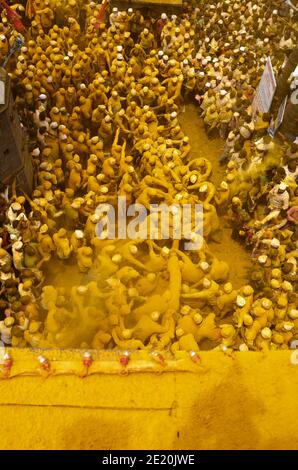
[0,349,297,449]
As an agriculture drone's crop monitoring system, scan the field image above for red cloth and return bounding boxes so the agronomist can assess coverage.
[0,0,26,33]
[287,206,298,223]
[156,18,166,36]
[94,0,108,29]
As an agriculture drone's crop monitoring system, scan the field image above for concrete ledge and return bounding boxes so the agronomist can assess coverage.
[0,350,297,449]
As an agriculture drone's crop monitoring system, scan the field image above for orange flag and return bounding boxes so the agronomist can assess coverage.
[25,0,35,19]
[94,0,109,30]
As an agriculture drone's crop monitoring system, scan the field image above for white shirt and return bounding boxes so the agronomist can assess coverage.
[0,321,12,344]
[284,165,298,178]
[269,188,290,210]
[12,249,24,271]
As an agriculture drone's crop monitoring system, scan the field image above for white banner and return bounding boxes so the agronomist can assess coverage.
[268,96,288,137]
[252,57,277,116]
[0,80,4,105]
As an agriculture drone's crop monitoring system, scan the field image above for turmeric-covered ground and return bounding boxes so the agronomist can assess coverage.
[0,348,298,450]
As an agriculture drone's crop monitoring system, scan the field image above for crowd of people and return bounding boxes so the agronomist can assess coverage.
[0,0,297,353]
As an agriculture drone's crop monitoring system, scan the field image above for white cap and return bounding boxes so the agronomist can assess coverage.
[71,199,81,209]
[193,313,203,325]
[236,296,246,307]
[129,245,138,255]
[181,305,191,315]
[270,238,280,248]
[279,182,287,191]
[112,254,122,264]
[161,246,170,256]
[13,241,23,250]
[203,278,211,288]
[75,230,84,239]
[32,148,40,156]
[77,286,88,294]
[240,126,251,139]
[100,186,109,194]
[11,202,21,211]
[258,255,268,264]
[282,281,292,292]
[40,224,48,234]
[256,142,266,151]
[287,257,296,266]
[283,321,294,331]
[39,94,47,100]
[151,311,160,321]
[271,279,281,289]
[262,299,272,309]
[161,13,167,20]
[199,184,208,193]
[220,89,227,96]
[261,327,272,339]
[90,214,100,223]
[289,309,298,320]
